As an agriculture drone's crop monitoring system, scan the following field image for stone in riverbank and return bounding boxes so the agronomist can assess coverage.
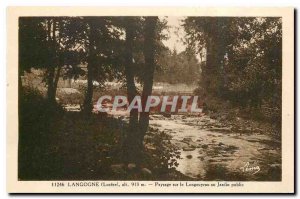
[128,163,137,170]
[111,164,125,174]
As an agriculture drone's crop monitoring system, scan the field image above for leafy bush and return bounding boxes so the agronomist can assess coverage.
[145,131,181,176]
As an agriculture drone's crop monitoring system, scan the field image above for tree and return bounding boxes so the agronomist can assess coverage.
[19,17,86,105]
[184,17,237,96]
[19,17,49,94]
[139,16,158,152]
[115,17,164,163]
[225,18,282,112]
[81,17,123,114]
[183,17,282,118]
[82,18,97,114]
[115,17,143,162]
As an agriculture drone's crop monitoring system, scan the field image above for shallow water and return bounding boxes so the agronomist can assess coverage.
[149,114,281,181]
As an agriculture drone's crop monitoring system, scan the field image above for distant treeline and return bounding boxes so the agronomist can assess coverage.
[154,49,200,85]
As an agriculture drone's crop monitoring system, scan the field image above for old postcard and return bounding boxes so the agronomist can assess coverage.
[7,7,294,193]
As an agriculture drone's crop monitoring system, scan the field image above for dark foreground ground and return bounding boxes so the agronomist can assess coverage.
[19,89,191,180]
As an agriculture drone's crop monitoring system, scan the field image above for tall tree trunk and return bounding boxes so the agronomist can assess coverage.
[83,19,96,115]
[46,19,57,105]
[138,17,158,152]
[47,67,56,104]
[53,21,62,97]
[204,37,224,96]
[46,19,63,105]
[53,65,62,96]
[204,19,227,97]
[83,58,94,114]
[123,18,139,163]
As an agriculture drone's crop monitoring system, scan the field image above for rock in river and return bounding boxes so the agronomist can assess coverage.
[182,137,193,143]
[183,147,196,151]
[218,142,225,146]
[141,168,152,176]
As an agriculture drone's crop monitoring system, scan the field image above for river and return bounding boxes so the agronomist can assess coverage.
[148,114,281,181]
[64,104,281,181]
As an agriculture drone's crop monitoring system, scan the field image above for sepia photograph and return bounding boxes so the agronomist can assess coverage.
[6,7,294,193]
